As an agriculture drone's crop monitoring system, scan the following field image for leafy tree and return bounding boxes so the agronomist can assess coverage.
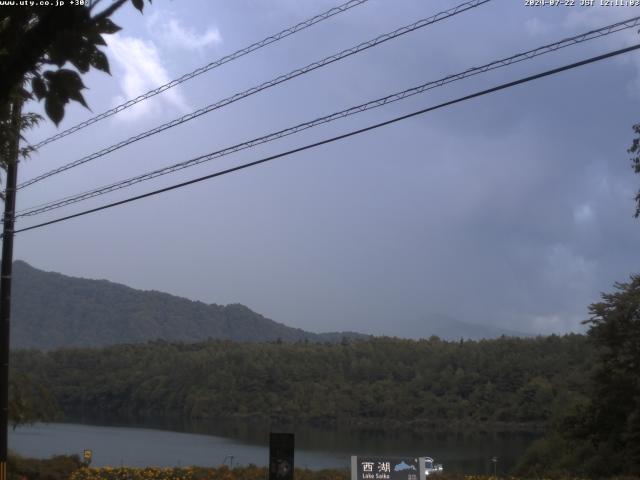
[0,0,152,188]
[0,0,151,430]
[0,0,150,127]
[518,121,640,476]
[581,275,640,475]
[516,276,640,477]
[8,373,60,429]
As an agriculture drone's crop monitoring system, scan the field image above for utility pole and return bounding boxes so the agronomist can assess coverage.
[0,98,22,480]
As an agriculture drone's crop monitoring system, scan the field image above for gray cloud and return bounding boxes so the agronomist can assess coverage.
[15,0,640,337]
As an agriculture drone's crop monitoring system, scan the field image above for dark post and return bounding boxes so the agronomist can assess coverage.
[269,433,294,480]
[0,99,22,480]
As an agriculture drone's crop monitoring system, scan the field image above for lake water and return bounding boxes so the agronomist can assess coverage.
[9,421,539,474]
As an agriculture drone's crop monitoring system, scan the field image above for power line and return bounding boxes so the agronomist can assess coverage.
[28,0,371,150]
[16,0,491,191]
[16,15,640,219]
[12,43,640,236]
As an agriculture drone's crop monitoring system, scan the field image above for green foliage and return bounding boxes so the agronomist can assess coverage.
[7,452,83,480]
[579,275,640,475]
[12,335,592,431]
[0,99,41,173]
[514,431,592,479]
[519,275,640,477]
[0,0,151,197]
[8,372,60,429]
[0,0,151,126]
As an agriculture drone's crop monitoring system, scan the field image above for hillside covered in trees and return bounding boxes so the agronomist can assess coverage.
[10,261,366,349]
[12,335,591,431]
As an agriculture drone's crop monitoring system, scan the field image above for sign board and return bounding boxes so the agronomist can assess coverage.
[269,433,294,480]
[351,457,426,480]
[83,449,92,462]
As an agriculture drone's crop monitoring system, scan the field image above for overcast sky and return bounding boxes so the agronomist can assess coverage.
[13,0,640,337]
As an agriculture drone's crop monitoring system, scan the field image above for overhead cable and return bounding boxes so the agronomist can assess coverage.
[17,0,491,191]
[12,43,640,235]
[29,0,371,150]
[15,15,640,218]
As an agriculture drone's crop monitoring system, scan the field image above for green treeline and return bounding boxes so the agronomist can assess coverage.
[12,334,591,430]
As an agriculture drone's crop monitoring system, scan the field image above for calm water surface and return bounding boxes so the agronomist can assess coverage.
[9,421,538,474]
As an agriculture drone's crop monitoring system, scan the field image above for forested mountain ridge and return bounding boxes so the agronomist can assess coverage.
[10,260,366,349]
[12,334,592,431]
[9,261,529,350]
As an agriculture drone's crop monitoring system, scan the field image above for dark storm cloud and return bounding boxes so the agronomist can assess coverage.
[14,0,640,336]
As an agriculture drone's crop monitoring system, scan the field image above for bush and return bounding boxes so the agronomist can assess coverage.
[8,452,84,480]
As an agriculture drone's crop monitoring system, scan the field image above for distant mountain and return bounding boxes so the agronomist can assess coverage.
[411,313,530,340]
[10,261,367,350]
